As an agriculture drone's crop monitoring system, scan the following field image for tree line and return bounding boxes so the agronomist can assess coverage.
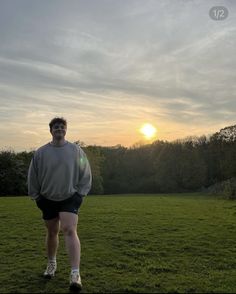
[0,125,236,197]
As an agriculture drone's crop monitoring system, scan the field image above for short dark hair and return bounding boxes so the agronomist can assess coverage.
[49,117,67,131]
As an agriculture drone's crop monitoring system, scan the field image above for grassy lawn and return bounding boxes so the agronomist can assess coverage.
[1,194,236,293]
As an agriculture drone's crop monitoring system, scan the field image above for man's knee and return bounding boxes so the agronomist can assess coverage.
[45,218,60,236]
[47,228,59,237]
[61,225,76,236]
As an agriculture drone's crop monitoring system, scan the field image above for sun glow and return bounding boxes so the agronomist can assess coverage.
[140,123,157,140]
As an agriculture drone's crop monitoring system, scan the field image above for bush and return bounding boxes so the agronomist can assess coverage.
[223,178,236,200]
[206,177,236,200]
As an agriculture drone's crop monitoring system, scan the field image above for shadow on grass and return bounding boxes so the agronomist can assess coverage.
[13,271,74,293]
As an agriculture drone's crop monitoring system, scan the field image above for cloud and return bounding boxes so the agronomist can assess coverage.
[0,0,235,150]
[22,130,40,136]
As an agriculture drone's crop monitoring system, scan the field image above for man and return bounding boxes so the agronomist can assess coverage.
[27,117,92,292]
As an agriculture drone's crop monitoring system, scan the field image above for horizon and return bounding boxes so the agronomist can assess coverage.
[1,122,234,153]
[0,0,235,152]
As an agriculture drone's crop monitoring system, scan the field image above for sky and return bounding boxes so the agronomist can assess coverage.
[0,0,235,151]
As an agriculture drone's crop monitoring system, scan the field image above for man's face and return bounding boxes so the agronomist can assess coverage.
[50,123,67,140]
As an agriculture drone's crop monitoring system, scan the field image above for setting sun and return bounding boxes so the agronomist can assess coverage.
[140,123,157,140]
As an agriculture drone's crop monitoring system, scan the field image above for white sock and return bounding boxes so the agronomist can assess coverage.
[71,268,80,275]
[48,257,57,263]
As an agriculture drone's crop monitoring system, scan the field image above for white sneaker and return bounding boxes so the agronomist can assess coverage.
[44,261,57,279]
[69,272,82,291]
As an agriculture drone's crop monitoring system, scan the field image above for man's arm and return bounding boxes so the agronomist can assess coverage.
[27,154,40,200]
[77,147,92,196]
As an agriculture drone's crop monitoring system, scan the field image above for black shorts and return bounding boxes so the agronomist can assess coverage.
[36,193,83,220]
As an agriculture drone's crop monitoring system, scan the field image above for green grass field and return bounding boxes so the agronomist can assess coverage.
[1,194,236,293]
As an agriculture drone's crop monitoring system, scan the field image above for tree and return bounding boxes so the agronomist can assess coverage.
[83,146,104,194]
[0,150,27,195]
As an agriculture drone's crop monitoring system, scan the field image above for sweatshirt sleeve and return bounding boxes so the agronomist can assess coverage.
[27,153,40,200]
[77,147,92,196]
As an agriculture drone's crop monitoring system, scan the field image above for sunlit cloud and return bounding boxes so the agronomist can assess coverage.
[0,0,235,151]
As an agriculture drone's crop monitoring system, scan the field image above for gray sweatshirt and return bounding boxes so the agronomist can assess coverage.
[27,141,92,201]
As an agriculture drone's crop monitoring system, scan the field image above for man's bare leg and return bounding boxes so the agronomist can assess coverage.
[59,212,80,269]
[59,212,82,290]
[43,217,60,278]
[45,217,60,260]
